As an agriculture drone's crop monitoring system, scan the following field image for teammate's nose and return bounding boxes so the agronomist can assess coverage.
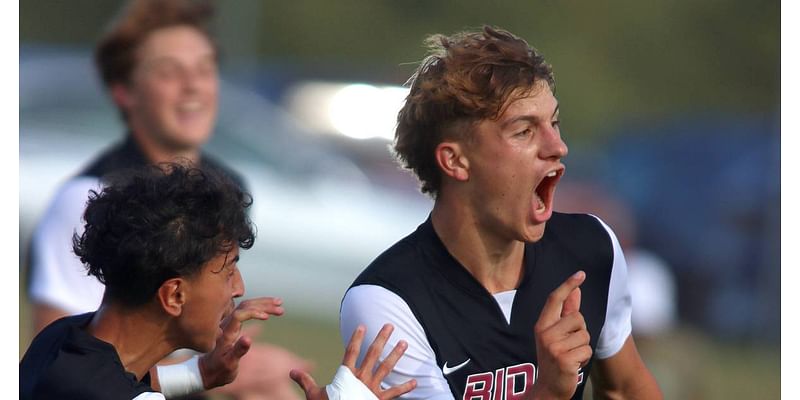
[232,267,245,298]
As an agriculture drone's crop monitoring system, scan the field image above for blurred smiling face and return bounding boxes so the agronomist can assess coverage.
[119,25,219,151]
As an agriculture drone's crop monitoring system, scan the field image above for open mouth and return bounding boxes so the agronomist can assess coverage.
[532,167,564,221]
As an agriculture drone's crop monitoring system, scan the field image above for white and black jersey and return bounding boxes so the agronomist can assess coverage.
[341,213,632,400]
[19,313,164,400]
[27,135,245,315]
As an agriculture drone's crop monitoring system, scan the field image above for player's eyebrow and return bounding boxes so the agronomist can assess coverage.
[501,104,560,128]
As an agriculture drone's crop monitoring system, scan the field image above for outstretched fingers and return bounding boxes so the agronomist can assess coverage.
[372,340,407,382]
[358,324,394,377]
[379,379,417,400]
[343,325,366,370]
[220,297,284,346]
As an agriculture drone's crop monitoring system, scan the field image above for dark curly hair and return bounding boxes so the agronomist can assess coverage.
[394,26,555,197]
[73,162,255,307]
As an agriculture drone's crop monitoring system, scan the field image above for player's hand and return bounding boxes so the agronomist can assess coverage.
[198,297,285,389]
[289,324,417,400]
[529,271,592,400]
[210,324,313,399]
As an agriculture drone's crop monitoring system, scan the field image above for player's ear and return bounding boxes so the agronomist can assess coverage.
[435,141,469,182]
[109,83,134,111]
[158,278,186,317]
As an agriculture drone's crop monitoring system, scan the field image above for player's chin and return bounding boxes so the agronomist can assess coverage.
[521,222,546,243]
[199,333,219,354]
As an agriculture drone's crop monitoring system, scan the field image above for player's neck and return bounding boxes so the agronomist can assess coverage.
[431,200,525,294]
[87,302,175,381]
[131,129,201,165]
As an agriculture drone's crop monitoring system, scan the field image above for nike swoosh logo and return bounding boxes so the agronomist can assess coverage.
[442,358,471,375]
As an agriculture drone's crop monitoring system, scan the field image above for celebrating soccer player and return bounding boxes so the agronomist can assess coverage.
[340,26,663,400]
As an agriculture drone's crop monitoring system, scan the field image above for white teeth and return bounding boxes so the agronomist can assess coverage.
[535,193,545,212]
[547,170,557,178]
[179,101,202,112]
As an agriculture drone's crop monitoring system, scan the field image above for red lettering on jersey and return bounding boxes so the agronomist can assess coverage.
[462,362,551,400]
[504,363,535,400]
[493,368,505,400]
[463,371,494,400]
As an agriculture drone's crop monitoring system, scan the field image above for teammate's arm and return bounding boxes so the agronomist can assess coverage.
[340,285,455,399]
[291,323,417,399]
[589,335,662,399]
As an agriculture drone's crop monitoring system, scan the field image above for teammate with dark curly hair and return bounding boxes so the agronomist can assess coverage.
[341,26,663,400]
[20,163,417,400]
[26,1,315,397]
[73,164,255,307]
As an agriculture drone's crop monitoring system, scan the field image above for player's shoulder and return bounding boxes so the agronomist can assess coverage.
[200,152,248,191]
[543,211,614,268]
[351,223,426,288]
[22,313,154,400]
[546,211,611,242]
[39,176,102,222]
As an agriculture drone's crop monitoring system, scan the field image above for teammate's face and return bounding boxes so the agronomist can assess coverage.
[120,25,218,151]
[180,248,244,352]
[463,82,568,243]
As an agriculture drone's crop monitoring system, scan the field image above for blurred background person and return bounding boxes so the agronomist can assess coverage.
[23,0,310,398]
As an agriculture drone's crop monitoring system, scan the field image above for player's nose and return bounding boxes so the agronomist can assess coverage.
[232,267,245,298]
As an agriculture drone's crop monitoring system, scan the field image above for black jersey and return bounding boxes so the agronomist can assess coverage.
[19,313,159,400]
[341,213,632,400]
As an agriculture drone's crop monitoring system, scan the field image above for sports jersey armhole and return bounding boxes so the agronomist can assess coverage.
[588,215,633,359]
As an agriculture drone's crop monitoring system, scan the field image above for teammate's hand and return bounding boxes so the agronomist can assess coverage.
[198,297,285,389]
[290,324,417,400]
[210,324,313,399]
[529,271,592,400]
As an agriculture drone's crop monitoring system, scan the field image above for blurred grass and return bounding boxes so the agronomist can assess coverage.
[636,328,780,400]
[20,288,778,399]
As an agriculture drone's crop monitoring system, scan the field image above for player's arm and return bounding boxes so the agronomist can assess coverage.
[588,217,663,399]
[340,285,455,400]
[589,335,662,399]
[291,323,417,399]
[29,178,107,333]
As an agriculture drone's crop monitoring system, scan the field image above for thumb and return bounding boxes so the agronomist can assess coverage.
[232,335,252,359]
[561,287,581,317]
[290,369,319,393]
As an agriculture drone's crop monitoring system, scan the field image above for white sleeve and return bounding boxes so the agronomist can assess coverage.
[28,177,106,314]
[132,392,166,400]
[340,285,455,400]
[591,216,633,359]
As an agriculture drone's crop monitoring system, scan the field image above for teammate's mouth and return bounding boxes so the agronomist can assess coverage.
[532,166,564,222]
[218,302,234,331]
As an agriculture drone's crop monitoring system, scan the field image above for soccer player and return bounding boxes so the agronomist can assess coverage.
[25,0,308,397]
[340,26,663,399]
[20,164,417,400]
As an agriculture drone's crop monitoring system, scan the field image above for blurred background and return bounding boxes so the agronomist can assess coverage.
[19,1,779,399]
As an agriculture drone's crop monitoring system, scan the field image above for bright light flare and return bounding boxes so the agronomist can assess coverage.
[285,82,409,141]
